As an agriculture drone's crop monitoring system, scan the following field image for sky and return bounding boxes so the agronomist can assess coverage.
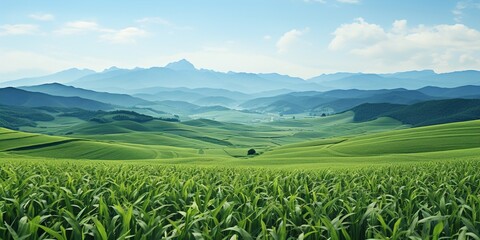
[0,0,480,81]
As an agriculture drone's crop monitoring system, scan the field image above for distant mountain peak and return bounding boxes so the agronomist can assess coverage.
[102,66,122,72]
[165,59,196,71]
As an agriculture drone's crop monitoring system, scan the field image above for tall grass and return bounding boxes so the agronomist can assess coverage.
[0,159,479,239]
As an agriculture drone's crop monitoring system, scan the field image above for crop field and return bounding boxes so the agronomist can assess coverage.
[0,159,479,239]
[1,114,480,239]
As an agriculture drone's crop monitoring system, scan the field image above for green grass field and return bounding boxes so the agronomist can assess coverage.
[0,159,479,239]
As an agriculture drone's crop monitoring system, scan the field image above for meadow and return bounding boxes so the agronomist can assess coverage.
[0,159,479,239]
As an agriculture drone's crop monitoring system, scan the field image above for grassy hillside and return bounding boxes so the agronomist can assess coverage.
[0,127,197,160]
[352,98,480,126]
[257,120,480,167]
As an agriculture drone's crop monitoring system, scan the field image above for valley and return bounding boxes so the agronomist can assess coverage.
[0,61,479,239]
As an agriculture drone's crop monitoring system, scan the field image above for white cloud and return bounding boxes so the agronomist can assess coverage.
[329,18,385,50]
[29,13,55,21]
[100,27,146,44]
[276,28,309,53]
[337,0,360,3]
[55,21,147,44]
[0,24,38,36]
[263,35,272,41]
[329,18,480,72]
[55,21,102,35]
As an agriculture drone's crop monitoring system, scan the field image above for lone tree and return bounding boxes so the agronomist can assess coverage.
[247,148,256,156]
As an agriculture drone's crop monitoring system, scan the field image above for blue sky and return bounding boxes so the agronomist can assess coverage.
[0,0,479,81]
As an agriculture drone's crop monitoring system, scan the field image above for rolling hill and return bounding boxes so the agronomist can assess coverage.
[0,87,113,110]
[0,127,197,160]
[257,119,480,166]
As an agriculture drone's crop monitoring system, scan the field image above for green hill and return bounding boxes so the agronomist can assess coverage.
[256,120,480,166]
[0,127,197,160]
[351,98,480,126]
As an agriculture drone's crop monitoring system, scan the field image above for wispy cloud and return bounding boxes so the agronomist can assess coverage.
[276,28,309,53]
[453,0,480,22]
[0,24,39,36]
[55,21,102,35]
[55,21,147,44]
[29,13,55,21]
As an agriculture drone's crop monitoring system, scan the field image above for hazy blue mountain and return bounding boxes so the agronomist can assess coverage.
[74,67,133,83]
[423,70,480,87]
[68,59,320,93]
[0,87,112,110]
[242,89,437,114]
[194,96,238,107]
[4,61,478,93]
[165,59,196,71]
[316,74,427,90]
[20,83,151,107]
[308,72,358,83]
[0,68,95,87]
[308,70,480,90]
[134,91,206,103]
[380,70,436,79]
[418,85,480,98]
[351,99,480,126]
[132,87,251,104]
[318,89,396,99]
[144,100,230,116]
[310,90,434,113]
[257,73,306,84]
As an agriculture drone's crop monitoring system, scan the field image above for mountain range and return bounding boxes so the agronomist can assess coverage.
[2,59,479,93]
